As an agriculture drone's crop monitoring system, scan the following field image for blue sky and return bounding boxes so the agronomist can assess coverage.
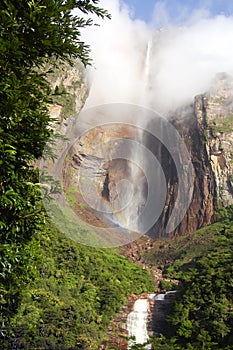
[123,0,233,23]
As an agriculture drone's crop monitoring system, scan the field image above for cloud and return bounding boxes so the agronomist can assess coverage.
[151,0,211,28]
[79,0,233,113]
[147,15,233,110]
[152,1,171,28]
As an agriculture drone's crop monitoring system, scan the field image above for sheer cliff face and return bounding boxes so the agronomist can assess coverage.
[195,73,233,207]
[48,60,88,120]
[151,73,233,237]
[60,71,232,238]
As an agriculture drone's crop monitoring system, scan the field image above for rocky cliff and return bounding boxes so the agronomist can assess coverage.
[47,60,88,120]
[151,73,233,237]
[49,67,232,239]
[47,64,233,349]
[196,73,233,206]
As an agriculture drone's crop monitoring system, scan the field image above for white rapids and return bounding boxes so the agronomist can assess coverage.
[127,298,150,349]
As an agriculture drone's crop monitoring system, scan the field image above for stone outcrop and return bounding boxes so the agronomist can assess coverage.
[148,73,233,238]
[151,292,177,338]
[48,60,88,120]
[184,73,233,229]
[63,124,139,227]
[48,62,233,350]
[196,73,233,206]
[55,69,232,239]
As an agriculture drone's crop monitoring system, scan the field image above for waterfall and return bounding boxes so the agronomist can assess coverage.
[154,291,177,301]
[127,299,150,349]
[122,147,147,232]
[121,40,153,233]
[144,40,152,92]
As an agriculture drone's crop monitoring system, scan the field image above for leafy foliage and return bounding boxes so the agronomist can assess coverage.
[167,206,233,349]
[127,206,233,350]
[6,221,153,349]
[0,0,110,344]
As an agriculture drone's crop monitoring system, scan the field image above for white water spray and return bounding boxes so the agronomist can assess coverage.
[121,40,154,232]
[144,40,153,94]
[127,299,150,348]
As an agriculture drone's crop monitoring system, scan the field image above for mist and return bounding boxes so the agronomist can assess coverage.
[78,0,233,113]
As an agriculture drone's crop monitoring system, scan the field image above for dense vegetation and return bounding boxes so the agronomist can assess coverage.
[6,220,153,349]
[132,205,233,350]
[1,2,233,350]
[0,2,155,349]
[167,206,233,349]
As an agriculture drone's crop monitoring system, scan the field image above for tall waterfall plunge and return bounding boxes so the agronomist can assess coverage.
[116,39,157,233]
[71,38,169,240]
[60,37,187,247]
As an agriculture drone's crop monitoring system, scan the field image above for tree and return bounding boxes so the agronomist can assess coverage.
[0,0,110,343]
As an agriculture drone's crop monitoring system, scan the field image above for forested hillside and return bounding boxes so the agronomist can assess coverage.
[0,1,153,349]
[1,2,233,350]
[5,220,153,349]
[134,205,233,350]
